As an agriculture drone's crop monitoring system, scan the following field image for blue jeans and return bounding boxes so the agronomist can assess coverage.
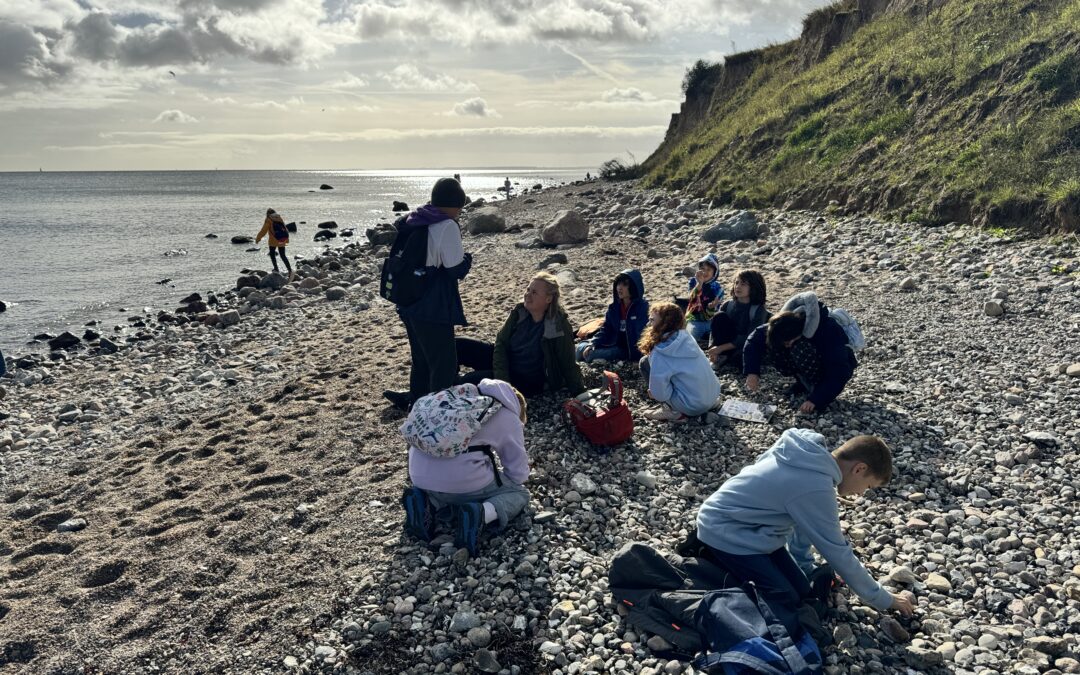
[575,341,628,363]
[687,320,711,345]
[705,545,812,639]
[422,474,529,529]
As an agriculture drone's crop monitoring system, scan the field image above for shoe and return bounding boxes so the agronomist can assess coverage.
[402,487,435,543]
[382,389,412,411]
[451,503,485,557]
[288,270,296,282]
[644,404,688,423]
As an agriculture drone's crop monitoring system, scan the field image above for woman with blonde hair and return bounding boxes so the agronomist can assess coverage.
[638,301,722,422]
[456,271,585,397]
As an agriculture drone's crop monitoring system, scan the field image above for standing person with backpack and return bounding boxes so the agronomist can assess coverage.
[381,178,472,411]
[256,208,294,281]
[742,291,859,413]
[401,379,530,556]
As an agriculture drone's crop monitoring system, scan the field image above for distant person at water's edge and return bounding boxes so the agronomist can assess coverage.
[383,178,472,411]
[256,208,294,281]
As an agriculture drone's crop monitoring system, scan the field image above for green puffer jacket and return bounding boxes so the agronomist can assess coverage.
[493,304,585,396]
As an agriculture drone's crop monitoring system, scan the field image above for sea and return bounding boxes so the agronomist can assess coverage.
[1,168,587,356]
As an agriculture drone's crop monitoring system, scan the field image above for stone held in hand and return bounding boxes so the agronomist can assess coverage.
[466,207,507,234]
[541,210,589,245]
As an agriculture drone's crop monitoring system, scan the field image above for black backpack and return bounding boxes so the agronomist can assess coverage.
[270,217,289,241]
[379,217,429,306]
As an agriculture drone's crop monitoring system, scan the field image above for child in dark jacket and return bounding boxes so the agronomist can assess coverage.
[707,269,770,369]
[696,429,913,639]
[576,269,649,364]
[743,292,857,413]
[684,253,724,345]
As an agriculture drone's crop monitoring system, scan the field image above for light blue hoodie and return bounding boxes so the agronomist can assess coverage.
[696,428,892,611]
[647,329,722,416]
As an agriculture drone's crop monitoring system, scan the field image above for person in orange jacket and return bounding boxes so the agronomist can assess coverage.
[256,208,294,281]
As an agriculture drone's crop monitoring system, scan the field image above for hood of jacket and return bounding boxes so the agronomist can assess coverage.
[770,427,842,485]
[652,329,703,359]
[406,204,456,227]
[612,269,646,304]
[781,291,823,338]
[697,253,720,283]
[478,378,521,418]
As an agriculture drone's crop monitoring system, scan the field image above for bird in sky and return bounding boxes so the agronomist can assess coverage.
[168,71,176,77]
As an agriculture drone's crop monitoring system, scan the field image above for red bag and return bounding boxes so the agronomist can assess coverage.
[562,371,634,447]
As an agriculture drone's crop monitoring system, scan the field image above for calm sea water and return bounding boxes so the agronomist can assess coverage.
[1,168,586,355]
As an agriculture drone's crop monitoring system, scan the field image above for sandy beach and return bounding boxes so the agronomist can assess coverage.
[2,181,1079,674]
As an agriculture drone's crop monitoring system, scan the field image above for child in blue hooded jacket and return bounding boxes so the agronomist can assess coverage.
[684,253,724,345]
[696,428,914,638]
[576,269,649,364]
[638,302,722,422]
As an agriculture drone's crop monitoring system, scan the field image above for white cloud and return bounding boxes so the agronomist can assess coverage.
[245,100,287,110]
[379,64,478,92]
[601,87,655,102]
[197,93,238,104]
[327,71,368,90]
[446,97,500,118]
[153,108,198,123]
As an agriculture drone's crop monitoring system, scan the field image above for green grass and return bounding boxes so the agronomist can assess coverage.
[643,0,1080,230]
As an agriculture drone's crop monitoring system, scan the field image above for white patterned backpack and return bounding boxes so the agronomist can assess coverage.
[401,384,503,457]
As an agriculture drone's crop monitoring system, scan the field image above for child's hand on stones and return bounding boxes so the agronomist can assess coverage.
[890,592,915,617]
[745,374,760,392]
[798,400,816,414]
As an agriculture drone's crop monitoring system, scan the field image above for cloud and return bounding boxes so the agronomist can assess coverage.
[49,124,668,151]
[245,100,287,110]
[197,93,238,104]
[379,64,478,92]
[153,109,198,123]
[327,71,368,90]
[601,87,655,102]
[445,97,500,118]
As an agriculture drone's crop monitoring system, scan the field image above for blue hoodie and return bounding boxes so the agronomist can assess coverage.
[591,269,648,361]
[696,428,892,611]
[686,253,724,322]
[647,329,722,416]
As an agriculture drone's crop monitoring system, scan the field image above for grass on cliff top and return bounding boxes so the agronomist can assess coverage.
[646,0,1080,225]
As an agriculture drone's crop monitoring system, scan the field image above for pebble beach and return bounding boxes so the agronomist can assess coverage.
[2,181,1080,674]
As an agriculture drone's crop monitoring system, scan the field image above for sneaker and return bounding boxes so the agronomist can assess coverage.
[644,404,688,423]
[382,389,412,411]
[401,487,435,543]
[451,502,485,556]
[288,270,297,282]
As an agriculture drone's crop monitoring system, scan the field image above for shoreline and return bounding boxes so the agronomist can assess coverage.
[2,181,1080,673]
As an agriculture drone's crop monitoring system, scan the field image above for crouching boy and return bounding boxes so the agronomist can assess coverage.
[696,429,913,637]
[401,379,529,556]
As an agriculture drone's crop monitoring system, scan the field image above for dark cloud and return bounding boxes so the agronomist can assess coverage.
[70,13,119,62]
[0,21,65,86]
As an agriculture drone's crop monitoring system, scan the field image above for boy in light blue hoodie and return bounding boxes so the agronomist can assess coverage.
[696,428,914,637]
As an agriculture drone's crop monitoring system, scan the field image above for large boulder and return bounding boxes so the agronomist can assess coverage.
[314,229,337,241]
[258,272,288,290]
[366,223,397,247]
[0,299,6,313]
[325,286,347,301]
[392,201,409,212]
[48,332,81,351]
[218,309,241,327]
[319,184,334,190]
[541,210,589,245]
[467,207,507,235]
[317,221,338,229]
[701,211,765,242]
[231,235,254,244]
[236,275,260,289]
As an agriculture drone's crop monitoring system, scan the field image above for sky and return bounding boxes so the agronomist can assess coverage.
[0,0,832,171]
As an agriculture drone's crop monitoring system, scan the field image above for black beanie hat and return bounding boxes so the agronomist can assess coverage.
[431,177,467,208]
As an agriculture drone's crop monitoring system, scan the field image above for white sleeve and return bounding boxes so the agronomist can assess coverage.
[426,220,465,268]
